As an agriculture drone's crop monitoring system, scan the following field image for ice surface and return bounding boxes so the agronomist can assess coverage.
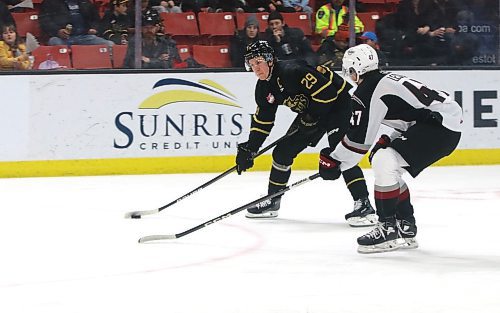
[1,166,499,313]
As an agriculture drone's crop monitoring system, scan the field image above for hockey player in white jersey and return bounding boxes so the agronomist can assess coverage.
[318,44,463,253]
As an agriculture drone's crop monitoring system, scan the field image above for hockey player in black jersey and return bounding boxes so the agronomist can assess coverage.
[236,40,376,226]
[318,44,463,253]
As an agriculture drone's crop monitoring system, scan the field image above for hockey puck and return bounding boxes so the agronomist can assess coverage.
[131,214,141,219]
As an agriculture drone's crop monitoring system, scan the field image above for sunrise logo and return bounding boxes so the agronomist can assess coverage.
[139,78,241,109]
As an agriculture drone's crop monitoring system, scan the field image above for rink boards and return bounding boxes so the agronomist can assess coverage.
[0,70,499,177]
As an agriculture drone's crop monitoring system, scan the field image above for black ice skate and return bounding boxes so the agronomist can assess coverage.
[397,219,418,249]
[345,197,377,227]
[245,197,281,218]
[357,219,399,254]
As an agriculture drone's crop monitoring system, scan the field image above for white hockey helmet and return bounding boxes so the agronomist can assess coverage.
[342,44,379,82]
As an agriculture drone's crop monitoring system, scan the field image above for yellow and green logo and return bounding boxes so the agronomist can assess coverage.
[139,78,241,109]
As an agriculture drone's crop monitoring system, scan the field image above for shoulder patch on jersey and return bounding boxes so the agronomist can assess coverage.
[316,65,327,74]
[317,10,325,19]
[267,93,275,104]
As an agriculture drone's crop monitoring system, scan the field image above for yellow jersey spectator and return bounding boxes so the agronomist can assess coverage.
[0,24,30,70]
[315,0,364,39]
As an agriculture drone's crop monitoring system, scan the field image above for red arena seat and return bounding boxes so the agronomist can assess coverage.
[71,45,112,69]
[11,13,42,38]
[192,45,231,68]
[32,45,72,69]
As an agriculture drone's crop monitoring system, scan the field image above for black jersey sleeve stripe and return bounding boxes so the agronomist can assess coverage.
[253,114,274,125]
[250,127,271,135]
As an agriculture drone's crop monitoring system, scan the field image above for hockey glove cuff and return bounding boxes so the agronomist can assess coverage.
[236,142,256,175]
[369,134,391,164]
[319,147,342,180]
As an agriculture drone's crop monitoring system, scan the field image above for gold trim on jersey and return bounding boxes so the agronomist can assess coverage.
[250,127,271,135]
[311,67,347,103]
[310,66,333,99]
[253,114,274,125]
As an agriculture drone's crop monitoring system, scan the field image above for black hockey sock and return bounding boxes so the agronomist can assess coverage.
[395,183,415,222]
[374,183,399,221]
[342,166,369,201]
[268,161,291,195]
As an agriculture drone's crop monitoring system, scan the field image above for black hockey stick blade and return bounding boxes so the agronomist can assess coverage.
[125,129,298,219]
[137,172,320,243]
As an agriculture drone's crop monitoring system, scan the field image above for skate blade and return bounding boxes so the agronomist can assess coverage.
[399,237,419,249]
[357,239,400,254]
[347,214,378,227]
[245,211,279,219]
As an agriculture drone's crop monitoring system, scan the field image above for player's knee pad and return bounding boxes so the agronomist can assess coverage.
[272,145,294,166]
[371,148,403,186]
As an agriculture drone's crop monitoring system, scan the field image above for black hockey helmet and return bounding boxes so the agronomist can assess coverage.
[244,40,275,71]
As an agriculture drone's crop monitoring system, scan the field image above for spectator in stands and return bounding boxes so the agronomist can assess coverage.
[127,0,153,24]
[268,0,295,13]
[0,1,15,30]
[178,0,200,12]
[282,0,313,16]
[128,0,167,34]
[179,0,219,12]
[243,0,272,13]
[358,31,389,66]
[213,0,245,12]
[39,0,114,47]
[151,0,182,13]
[230,14,261,68]
[0,23,31,70]
[315,0,364,40]
[391,0,455,65]
[265,10,317,65]
[316,28,348,67]
[100,0,132,45]
[123,10,183,68]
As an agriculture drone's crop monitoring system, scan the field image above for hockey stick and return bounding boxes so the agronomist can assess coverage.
[138,172,320,243]
[124,129,298,219]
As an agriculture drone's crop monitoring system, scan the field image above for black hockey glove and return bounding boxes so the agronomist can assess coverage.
[236,142,256,175]
[418,109,443,126]
[287,113,319,136]
[369,134,391,164]
[319,147,342,180]
[298,114,320,137]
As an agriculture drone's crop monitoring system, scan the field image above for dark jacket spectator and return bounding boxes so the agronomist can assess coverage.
[123,11,182,68]
[213,0,244,12]
[243,0,271,12]
[390,0,451,64]
[100,0,132,44]
[230,14,261,67]
[39,0,101,38]
[265,10,317,66]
